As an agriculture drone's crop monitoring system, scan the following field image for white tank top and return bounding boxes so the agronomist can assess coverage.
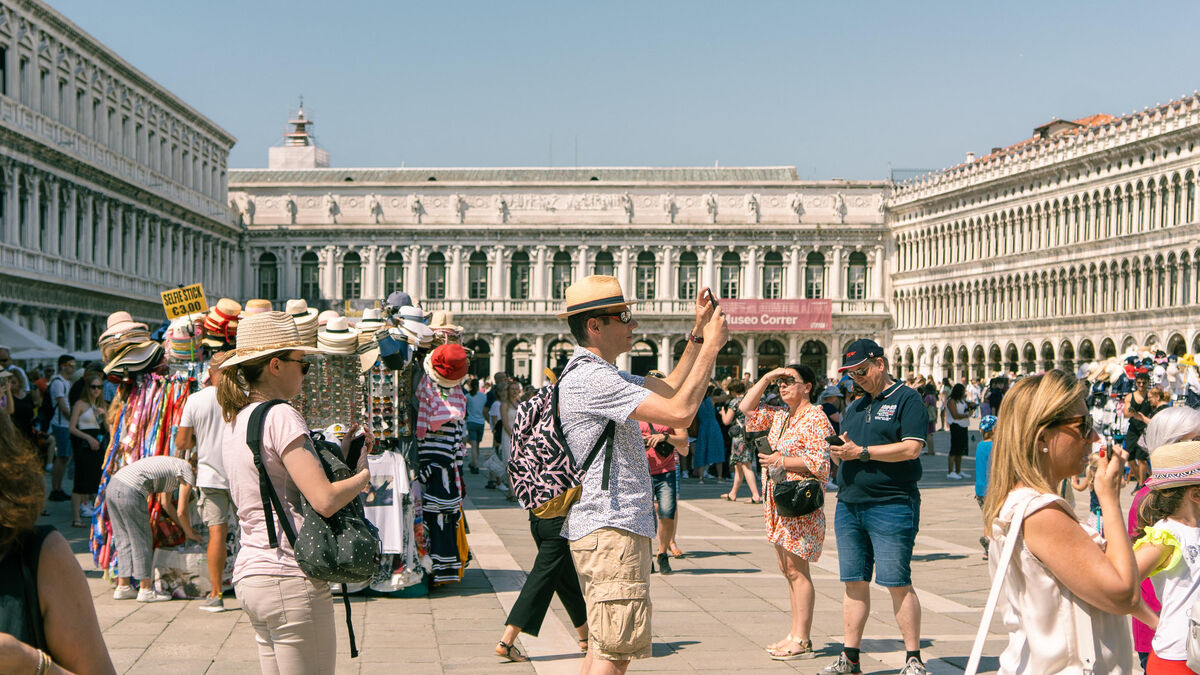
[990,487,1133,674]
[78,404,101,431]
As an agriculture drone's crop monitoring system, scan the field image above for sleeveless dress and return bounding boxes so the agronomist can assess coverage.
[990,487,1133,674]
[0,525,55,648]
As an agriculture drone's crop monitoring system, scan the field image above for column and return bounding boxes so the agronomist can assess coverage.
[110,204,124,273]
[576,245,590,282]
[490,245,506,300]
[530,245,546,300]
[319,245,338,301]
[490,334,504,376]
[27,173,40,251]
[788,246,802,298]
[448,245,463,299]
[744,335,757,378]
[745,245,760,299]
[62,185,77,260]
[363,245,380,300]
[616,352,631,373]
[872,245,884,300]
[617,246,633,297]
[787,334,800,364]
[65,315,77,351]
[702,245,716,292]
[4,164,17,245]
[44,179,59,256]
[532,334,546,388]
[658,246,674,301]
[283,245,296,300]
[658,335,672,373]
[405,245,422,297]
[829,245,843,300]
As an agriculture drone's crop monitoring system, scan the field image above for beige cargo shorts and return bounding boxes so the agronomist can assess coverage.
[569,527,653,661]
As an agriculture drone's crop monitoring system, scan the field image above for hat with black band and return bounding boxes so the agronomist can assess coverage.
[556,275,636,319]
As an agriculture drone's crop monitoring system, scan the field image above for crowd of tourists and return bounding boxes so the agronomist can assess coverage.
[6,271,1200,675]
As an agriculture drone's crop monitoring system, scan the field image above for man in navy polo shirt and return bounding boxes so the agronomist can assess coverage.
[819,339,928,675]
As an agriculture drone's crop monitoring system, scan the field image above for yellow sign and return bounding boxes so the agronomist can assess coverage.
[161,284,208,320]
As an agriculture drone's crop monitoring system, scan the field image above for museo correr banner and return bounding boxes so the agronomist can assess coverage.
[720,299,832,332]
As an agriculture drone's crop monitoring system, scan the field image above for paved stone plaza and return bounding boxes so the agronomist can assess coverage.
[42,431,1125,674]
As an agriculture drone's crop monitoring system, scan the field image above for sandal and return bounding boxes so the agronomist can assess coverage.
[495,640,528,662]
[744,497,762,504]
[669,544,685,558]
[578,638,589,652]
[764,635,796,653]
[769,639,814,661]
[719,493,735,501]
[72,520,85,528]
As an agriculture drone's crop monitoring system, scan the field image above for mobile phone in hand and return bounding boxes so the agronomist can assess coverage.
[825,434,845,446]
[753,436,771,455]
[705,288,719,307]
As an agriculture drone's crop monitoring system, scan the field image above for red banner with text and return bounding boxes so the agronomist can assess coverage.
[720,299,832,332]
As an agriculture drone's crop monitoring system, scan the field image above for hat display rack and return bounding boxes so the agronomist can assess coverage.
[1079,349,1200,448]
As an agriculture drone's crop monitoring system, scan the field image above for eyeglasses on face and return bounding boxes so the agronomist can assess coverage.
[88,384,104,390]
[276,356,311,375]
[596,310,634,324]
[776,376,798,386]
[847,360,874,379]
[1054,414,1094,439]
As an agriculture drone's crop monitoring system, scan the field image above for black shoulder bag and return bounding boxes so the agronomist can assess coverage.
[247,400,382,658]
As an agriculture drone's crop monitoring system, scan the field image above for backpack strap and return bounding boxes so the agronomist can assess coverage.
[247,399,297,549]
[964,496,1035,675]
[553,355,618,490]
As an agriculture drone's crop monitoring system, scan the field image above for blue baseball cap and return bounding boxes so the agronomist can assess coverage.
[838,338,884,372]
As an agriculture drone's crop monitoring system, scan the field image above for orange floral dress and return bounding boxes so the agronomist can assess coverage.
[744,403,833,560]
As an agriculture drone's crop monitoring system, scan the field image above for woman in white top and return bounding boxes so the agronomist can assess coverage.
[68,372,108,527]
[217,312,371,675]
[496,380,523,500]
[982,369,1140,674]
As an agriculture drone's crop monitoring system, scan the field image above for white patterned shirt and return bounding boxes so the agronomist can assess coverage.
[559,347,655,541]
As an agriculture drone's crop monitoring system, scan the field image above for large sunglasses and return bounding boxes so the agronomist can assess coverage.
[776,376,798,386]
[276,356,311,375]
[596,310,634,324]
[846,361,874,379]
[1054,415,1094,438]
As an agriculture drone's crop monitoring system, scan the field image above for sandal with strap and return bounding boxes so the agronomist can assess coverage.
[764,635,796,653]
[769,639,814,661]
[744,497,762,504]
[669,544,685,558]
[578,638,589,653]
[496,640,528,662]
[719,493,735,501]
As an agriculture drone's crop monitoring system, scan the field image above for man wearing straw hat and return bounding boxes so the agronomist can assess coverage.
[556,275,727,673]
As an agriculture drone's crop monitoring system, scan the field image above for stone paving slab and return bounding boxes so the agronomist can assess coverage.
[39,429,1143,674]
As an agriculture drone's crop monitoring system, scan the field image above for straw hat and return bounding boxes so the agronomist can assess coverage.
[202,298,242,346]
[357,308,387,334]
[556,275,635,318]
[285,299,319,346]
[103,340,164,376]
[398,306,433,344]
[318,316,360,355]
[165,313,205,361]
[429,310,463,334]
[1146,441,1200,489]
[222,311,324,368]
[98,311,149,341]
[317,310,340,328]
[1182,354,1198,368]
[423,343,469,388]
[243,299,273,316]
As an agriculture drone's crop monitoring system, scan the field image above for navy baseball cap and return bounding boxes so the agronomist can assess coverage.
[838,338,884,372]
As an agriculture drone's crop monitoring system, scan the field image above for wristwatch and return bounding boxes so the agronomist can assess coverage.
[686,331,704,345]
[858,446,870,461]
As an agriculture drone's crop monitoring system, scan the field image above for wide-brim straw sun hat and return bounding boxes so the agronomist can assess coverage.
[556,275,636,319]
[242,299,273,316]
[103,340,163,375]
[1146,441,1200,489]
[429,310,463,334]
[318,316,360,355]
[222,311,325,368]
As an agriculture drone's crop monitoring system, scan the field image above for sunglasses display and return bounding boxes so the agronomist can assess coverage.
[367,361,412,446]
[292,354,366,431]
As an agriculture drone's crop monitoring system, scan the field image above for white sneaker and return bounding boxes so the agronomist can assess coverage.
[113,585,138,600]
[947,472,961,480]
[79,504,94,519]
[137,589,173,603]
[957,471,971,479]
[497,484,509,493]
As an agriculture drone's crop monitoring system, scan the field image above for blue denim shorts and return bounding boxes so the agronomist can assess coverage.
[51,424,72,459]
[466,422,485,443]
[834,496,920,587]
[651,471,677,520]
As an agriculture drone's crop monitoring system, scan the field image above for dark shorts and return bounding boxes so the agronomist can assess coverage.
[835,496,920,587]
[651,471,677,519]
[466,422,485,443]
[51,424,72,459]
[1125,432,1149,463]
[949,425,969,456]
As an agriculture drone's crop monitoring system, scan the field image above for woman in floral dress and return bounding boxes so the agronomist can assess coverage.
[739,364,833,662]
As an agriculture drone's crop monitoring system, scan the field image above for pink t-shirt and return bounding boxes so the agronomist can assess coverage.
[222,401,313,584]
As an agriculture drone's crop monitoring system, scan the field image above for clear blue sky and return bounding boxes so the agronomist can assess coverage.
[51,0,1200,178]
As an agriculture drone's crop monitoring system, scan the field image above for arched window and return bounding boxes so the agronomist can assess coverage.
[1146,184,1155,231]
[257,251,278,301]
[1114,191,1123,234]
[847,251,867,300]
[720,251,741,299]
[635,250,656,299]
[676,251,699,300]
[593,250,615,277]
[299,251,320,303]
[1161,179,1170,228]
[551,250,573,300]
[1173,176,1182,227]
[383,251,405,295]
[425,251,446,299]
[468,250,488,299]
[510,250,530,299]
[805,251,825,299]
[342,251,362,300]
[762,251,784,299]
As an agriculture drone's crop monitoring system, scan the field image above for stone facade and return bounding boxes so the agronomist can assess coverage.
[230,161,891,386]
[0,0,237,356]
[888,96,1200,381]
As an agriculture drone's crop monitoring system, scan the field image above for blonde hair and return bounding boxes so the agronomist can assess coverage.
[982,369,1088,533]
[216,353,275,423]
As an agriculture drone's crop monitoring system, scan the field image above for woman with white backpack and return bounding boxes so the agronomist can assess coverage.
[969,370,1140,675]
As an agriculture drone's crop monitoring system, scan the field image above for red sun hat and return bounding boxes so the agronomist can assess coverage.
[424,343,469,387]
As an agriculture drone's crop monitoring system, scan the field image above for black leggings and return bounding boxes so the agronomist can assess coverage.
[505,514,587,636]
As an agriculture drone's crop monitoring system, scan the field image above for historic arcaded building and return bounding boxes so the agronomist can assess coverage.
[230,111,891,385]
[888,96,1200,380]
[0,0,237,355]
